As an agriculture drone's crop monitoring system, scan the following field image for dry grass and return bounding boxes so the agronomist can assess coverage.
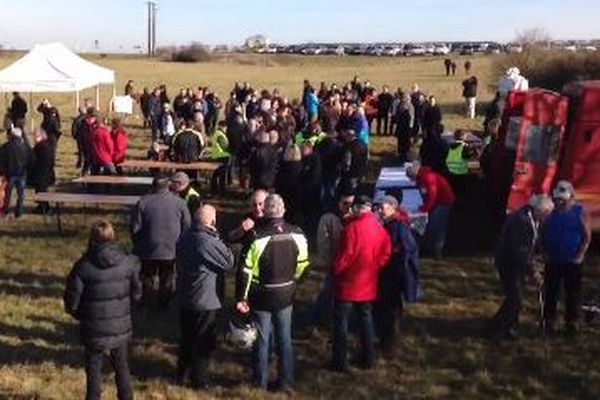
[0,54,599,399]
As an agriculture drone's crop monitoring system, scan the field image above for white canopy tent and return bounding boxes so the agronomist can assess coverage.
[0,42,116,128]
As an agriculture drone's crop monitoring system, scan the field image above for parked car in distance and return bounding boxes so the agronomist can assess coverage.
[433,44,450,55]
[486,43,503,54]
[460,45,475,55]
[506,43,523,53]
[404,43,426,56]
[381,45,402,56]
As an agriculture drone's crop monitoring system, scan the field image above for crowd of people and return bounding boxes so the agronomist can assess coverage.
[0,73,593,399]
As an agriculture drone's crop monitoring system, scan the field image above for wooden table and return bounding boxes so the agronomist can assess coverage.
[72,176,154,185]
[118,160,221,173]
[35,192,141,234]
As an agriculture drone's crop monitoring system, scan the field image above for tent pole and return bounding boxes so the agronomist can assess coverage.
[29,92,33,133]
[76,90,80,113]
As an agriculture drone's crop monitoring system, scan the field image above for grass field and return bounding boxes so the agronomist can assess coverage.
[0,53,599,399]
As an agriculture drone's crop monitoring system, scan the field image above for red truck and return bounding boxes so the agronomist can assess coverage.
[498,82,600,229]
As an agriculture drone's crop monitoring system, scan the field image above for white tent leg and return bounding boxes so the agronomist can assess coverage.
[29,92,34,133]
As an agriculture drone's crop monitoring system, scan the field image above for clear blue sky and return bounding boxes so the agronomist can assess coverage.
[1,0,599,52]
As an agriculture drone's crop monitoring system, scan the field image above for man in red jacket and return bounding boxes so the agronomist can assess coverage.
[407,161,455,258]
[330,195,391,372]
[90,119,116,175]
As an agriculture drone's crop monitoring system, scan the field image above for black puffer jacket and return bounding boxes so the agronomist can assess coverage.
[64,243,142,350]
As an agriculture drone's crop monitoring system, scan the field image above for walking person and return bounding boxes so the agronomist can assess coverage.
[443,58,452,76]
[64,220,141,400]
[462,75,478,119]
[175,204,235,388]
[236,194,310,393]
[130,175,191,308]
[541,181,592,336]
[330,196,391,372]
[485,195,554,339]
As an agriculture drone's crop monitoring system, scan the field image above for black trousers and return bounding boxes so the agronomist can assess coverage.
[543,263,583,328]
[490,265,524,333]
[396,130,411,163]
[84,342,133,400]
[141,259,175,308]
[177,308,218,387]
[373,294,403,351]
[377,113,390,136]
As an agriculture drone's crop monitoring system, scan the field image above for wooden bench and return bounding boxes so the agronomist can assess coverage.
[34,192,141,234]
[118,160,221,173]
[72,176,154,185]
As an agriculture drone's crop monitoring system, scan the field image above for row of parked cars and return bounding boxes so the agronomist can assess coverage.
[250,42,514,56]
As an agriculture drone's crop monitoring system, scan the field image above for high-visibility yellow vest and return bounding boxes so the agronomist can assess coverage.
[210,130,230,159]
[184,186,200,205]
[294,131,327,147]
[446,142,469,175]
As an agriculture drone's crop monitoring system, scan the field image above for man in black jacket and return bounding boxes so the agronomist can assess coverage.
[176,204,234,388]
[249,130,279,191]
[131,176,191,308]
[30,129,56,214]
[376,85,394,136]
[486,195,554,339]
[64,220,142,400]
[9,92,27,125]
[172,120,204,163]
[0,128,32,218]
[236,194,309,392]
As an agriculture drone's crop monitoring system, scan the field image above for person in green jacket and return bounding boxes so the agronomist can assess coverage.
[210,121,231,193]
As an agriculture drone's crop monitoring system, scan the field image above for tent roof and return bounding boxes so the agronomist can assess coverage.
[0,42,115,93]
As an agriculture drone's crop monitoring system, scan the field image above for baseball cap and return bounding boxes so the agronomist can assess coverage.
[552,180,574,200]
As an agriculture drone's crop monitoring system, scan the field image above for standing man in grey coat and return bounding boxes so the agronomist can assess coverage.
[175,204,234,388]
[486,194,554,339]
[131,175,191,308]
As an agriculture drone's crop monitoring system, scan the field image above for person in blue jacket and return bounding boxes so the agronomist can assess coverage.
[304,87,320,124]
[353,106,370,147]
[375,195,420,352]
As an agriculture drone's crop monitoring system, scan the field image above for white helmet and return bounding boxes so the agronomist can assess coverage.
[226,318,258,350]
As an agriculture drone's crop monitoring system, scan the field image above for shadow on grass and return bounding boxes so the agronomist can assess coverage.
[0,270,65,298]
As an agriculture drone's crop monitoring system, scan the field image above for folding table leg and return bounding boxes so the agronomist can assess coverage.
[55,202,63,235]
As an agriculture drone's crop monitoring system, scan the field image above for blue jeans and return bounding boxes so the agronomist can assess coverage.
[332,301,375,369]
[252,306,294,388]
[425,205,452,258]
[306,274,334,325]
[6,175,26,216]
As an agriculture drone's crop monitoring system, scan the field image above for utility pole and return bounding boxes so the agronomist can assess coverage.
[146,1,157,57]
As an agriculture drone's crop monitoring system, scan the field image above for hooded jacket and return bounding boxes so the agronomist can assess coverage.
[176,224,235,311]
[64,243,142,350]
